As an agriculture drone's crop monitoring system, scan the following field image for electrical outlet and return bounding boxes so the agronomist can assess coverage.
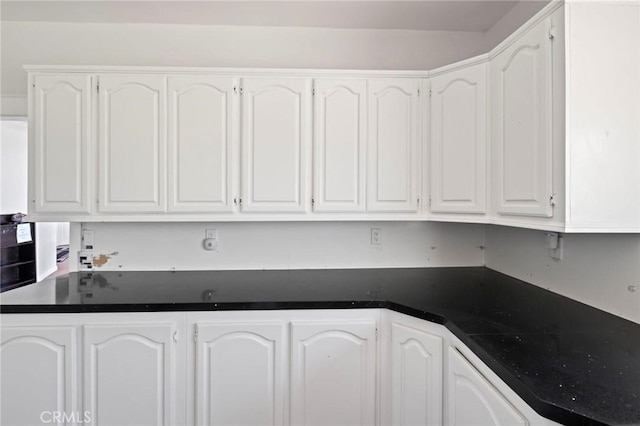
[82,229,94,250]
[204,229,218,251]
[78,251,93,269]
[371,228,382,245]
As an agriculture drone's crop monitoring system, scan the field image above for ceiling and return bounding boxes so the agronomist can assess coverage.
[0,1,522,32]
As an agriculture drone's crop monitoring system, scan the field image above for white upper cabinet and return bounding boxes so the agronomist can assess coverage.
[448,347,527,426]
[367,79,421,213]
[430,63,487,215]
[32,74,92,213]
[241,77,312,213]
[313,79,366,213]
[291,320,377,426]
[98,74,166,213]
[491,16,554,218]
[83,323,177,426]
[193,321,286,426]
[563,2,640,231]
[167,76,237,213]
[1,326,78,426]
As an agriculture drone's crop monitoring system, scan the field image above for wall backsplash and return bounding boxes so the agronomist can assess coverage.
[485,225,640,324]
[71,221,485,272]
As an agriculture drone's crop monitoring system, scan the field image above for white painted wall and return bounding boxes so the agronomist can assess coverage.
[485,225,640,324]
[35,223,57,281]
[0,119,28,214]
[0,21,490,98]
[1,119,62,281]
[75,221,485,272]
[483,0,550,50]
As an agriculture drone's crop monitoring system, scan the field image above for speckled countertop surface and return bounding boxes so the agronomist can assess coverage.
[1,267,638,425]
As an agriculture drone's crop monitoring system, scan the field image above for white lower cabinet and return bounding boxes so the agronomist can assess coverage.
[1,309,563,426]
[1,325,78,426]
[83,322,180,426]
[388,315,443,426]
[448,347,527,426]
[291,320,377,426]
[192,321,287,426]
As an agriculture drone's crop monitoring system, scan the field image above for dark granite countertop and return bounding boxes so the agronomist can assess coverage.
[1,267,638,425]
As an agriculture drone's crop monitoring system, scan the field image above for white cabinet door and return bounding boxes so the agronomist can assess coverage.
[98,75,166,213]
[448,347,527,426]
[313,79,366,212]
[492,18,554,218]
[194,321,286,426]
[391,322,443,426]
[430,64,487,214]
[241,77,312,213]
[167,76,237,213]
[367,79,420,213]
[1,326,78,426]
[83,323,177,426]
[291,320,376,426]
[32,74,92,213]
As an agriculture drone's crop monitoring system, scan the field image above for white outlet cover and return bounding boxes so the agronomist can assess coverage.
[203,238,217,251]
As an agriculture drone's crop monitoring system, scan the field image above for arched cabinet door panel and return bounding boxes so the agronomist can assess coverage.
[491,17,554,218]
[430,64,487,214]
[448,347,527,426]
[167,76,237,213]
[194,322,286,426]
[291,320,376,426]
[313,79,367,213]
[367,79,420,213]
[241,77,312,213]
[32,74,92,213]
[98,75,166,213]
[83,323,176,426]
[391,322,443,426]
[1,326,78,426]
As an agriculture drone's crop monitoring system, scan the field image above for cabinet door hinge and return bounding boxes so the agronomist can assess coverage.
[417,197,420,205]
[312,87,315,96]
[311,197,315,206]
[549,26,556,40]
[193,329,198,343]
[97,81,100,93]
[173,329,179,343]
[32,83,35,89]
[375,328,379,341]
[429,197,432,207]
[239,86,244,95]
[417,88,420,97]
[549,195,556,207]
[233,85,238,95]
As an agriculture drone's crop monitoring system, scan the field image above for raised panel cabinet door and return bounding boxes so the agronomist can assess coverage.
[33,74,92,213]
[98,75,166,213]
[448,348,527,426]
[313,79,366,212]
[430,64,487,214]
[241,77,312,213]
[83,323,176,426]
[391,322,443,426]
[492,18,554,217]
[291,320,376,426]
[367,79,420,213]
[168,76,237,212]
[1,326,78,426]
[195,322,286,426]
